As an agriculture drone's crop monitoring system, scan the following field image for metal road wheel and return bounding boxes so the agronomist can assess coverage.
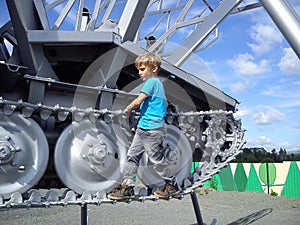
[54,119,128,195]
[0,112,49,199]
[138,124,193,188]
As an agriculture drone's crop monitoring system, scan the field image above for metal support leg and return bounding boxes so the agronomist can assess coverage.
[81,204,88,225]
[190,191,204,225]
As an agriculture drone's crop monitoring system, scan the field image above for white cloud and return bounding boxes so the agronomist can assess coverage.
[229,80,254,93]
[247,24,282,56]
[245,136,297,151]
[292,121,300,130]
[252,106,285,125]
[260,86,282,98]
[257,136,273,145]
[278,48,300,75]
[245,135,273,147]
[278,100,300,109]
[229,82,246,93]
[228,53,271,76]
[235,108,252,119]
[261,82,300,99]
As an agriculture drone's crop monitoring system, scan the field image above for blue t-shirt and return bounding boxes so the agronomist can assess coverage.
[138,77,166,129]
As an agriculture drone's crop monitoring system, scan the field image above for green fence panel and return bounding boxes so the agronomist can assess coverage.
[192,161,299,197]
[219,164,237,191]
[214,174,223,191]
[203,180,210,187]
[259,162,276,186]
[234,163,247,192]
[203,174,223,190]
[245,164,264,193]
[281,161,300,198]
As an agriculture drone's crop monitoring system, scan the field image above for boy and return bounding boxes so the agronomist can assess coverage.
[107,52,179,200]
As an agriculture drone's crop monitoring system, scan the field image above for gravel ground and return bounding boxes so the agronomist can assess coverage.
[0,189,299,225]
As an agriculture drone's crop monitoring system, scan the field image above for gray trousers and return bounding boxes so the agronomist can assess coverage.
[122,126,176,186]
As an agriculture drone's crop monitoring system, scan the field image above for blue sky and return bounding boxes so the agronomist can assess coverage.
[197,1,300,152]
[0,1,299,152]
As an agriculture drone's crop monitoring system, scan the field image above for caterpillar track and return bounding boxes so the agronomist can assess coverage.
[1,0,298,214]
[0,96,245,208]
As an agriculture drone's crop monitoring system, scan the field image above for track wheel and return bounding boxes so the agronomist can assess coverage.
[0,112,49,199]
[54,119,128,195]
[138,124,193,188]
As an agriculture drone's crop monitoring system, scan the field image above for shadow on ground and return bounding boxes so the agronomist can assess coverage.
[227,208,273,225]
[191,208,273,225]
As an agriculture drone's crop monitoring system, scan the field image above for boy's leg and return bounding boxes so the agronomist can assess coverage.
[107,132,144,200]
[122,131,145,186]
[142,127,181,198]
[143,126,172,180]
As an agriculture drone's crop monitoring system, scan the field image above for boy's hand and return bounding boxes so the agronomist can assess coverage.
[123,107,131,117]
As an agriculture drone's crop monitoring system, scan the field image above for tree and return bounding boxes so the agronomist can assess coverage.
[233,147,300,163]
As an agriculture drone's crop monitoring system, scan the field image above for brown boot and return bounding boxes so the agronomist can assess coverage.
[154,183,179,199]
[107,184,135,200]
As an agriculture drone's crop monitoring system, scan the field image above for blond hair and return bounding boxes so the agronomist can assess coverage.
[135,52,161,69]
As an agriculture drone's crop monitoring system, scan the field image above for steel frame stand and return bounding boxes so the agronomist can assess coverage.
[81,204,88,225]
[190,191,217,225]
[190,191,204,225]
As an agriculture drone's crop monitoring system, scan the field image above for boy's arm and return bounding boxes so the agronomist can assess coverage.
[123,92,148,113]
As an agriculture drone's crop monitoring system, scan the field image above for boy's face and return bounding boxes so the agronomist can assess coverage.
[137,63,158,81]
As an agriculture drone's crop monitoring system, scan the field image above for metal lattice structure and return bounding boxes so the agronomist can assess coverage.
[0,0,299,223]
